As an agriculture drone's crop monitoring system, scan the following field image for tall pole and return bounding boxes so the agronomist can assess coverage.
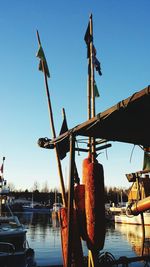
[36,30,67,208]
[66,134,75,267]
[0,157,5,216]
[87,49,92,155]
[89,14,96,162]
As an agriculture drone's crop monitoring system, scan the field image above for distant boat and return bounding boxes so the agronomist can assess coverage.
[115,212,150,225]
[22,202,50,213]
[22,192,50,213]
[52,202,63,212]
[51,203,63,222]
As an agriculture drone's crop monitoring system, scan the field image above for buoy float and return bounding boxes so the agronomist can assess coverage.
[84,161,105,251]
[82,155,91,184]
[74,184,87,240]
[58,207,84,267]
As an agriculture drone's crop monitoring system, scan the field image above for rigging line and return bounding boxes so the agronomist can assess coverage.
[130,144,136,163]
[53,129,73,145]
[86,112,111,132]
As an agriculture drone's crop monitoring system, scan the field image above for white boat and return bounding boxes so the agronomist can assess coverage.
[115,212,150,225]
[51,203,63,223]
[52,202,63,212]
[0,158,36,267]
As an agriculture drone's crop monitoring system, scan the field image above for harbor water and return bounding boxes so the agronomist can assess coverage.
[15,212,150,267]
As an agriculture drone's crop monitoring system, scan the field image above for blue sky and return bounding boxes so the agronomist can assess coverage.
[0,1,150,191]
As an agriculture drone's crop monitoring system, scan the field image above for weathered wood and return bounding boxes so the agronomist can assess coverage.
[36,30,67,208]
[66,134,75,267]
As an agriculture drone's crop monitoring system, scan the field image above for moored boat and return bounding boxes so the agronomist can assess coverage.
[0,157,36,267]
[115,211,150,225]
[51,202,63,221]
[22,203,50,213]
[22,193,50,213]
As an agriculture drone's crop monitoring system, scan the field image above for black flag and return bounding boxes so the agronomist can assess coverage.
[57,114,70,160]
[84,22,93,58]
[93,56,102,76]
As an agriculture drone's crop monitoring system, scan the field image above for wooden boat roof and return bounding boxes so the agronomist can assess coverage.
[52,85,150,147]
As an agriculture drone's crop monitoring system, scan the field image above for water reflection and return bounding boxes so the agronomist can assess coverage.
[13,213,150,266]
[16,212,63,266]
[115,223,150,257]
[19,212,51,242]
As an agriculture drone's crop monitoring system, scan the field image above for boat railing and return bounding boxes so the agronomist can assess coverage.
[0,242,15,255]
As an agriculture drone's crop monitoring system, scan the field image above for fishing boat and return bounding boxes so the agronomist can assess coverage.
[115,211,150,225]
[23,204,50,213]
[22,193,50,213]
[36,14,150,267]
[0,157,36,267]
[22,202,50,213]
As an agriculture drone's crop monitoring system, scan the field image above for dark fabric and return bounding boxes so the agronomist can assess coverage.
[57,116,69,160]
[93,56,102,76]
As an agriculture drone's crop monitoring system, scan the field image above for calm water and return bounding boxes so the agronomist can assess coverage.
[15,212,150,266]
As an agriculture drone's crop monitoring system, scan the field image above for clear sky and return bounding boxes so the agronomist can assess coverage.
[0,0,150,191]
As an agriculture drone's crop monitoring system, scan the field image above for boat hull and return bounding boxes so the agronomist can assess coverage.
[115,213,150,225]
[23,207,50,213]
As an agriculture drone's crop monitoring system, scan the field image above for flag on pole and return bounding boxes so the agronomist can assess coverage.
[36,45,50,78]
[94,81,100,98]
[0,163,3,173]
[57,114,70,160]
[93,56,102,76]
[84,22,93,45]
[84,22,93,58]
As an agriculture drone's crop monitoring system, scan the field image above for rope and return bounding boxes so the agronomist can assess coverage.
[98,252,117,267]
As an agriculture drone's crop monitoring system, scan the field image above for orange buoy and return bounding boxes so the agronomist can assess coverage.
[58,207,84,267]
[74,184,87,240]
[85,161,105,251]
[82,155,91,184]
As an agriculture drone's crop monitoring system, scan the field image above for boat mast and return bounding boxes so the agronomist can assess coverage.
[0,157,5,216]
[89,14,96,162]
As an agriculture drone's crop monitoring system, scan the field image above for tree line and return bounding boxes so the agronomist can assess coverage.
[9,185,130,208]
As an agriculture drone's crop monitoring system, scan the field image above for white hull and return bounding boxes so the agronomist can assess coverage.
[115,212,150,225]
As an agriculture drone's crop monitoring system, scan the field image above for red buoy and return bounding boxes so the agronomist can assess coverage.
[74,184,87,240]
[82,156,91,184]
[85,161,105,251]
[58,207,84,267]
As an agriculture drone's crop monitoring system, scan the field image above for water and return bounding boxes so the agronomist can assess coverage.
[16,212,150,266]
